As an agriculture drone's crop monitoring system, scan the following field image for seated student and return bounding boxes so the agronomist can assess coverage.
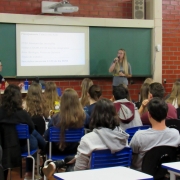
[80,78,93,108]
[110,84,132,102]
[44,88,89,155]
[42,98,129,178]
[138,83,151,109]
[86,84,102,117]
[113,85,142,131]
[164,78,180,100]
[130,97,180,171]
[23,82,49,135]
[166,80,180,109]
[0,84,46,179]
[139,82,177,125]
[44,81,60,119]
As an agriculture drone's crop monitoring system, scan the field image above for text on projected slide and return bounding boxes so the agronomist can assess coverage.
[20,32,85,66]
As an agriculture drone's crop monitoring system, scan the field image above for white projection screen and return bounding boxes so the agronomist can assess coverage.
[16,24,89,76]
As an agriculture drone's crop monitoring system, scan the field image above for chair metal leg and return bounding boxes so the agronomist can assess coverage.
[8,169,11,180]
[20,158,23,178]
[27,155,35,180]
[36,153,40,176]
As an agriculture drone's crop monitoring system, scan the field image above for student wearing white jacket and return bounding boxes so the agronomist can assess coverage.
[113,85,142,131]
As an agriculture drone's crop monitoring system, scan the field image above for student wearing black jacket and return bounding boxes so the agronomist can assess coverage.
[0,84,46,179]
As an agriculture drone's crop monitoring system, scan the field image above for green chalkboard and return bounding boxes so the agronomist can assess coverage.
[0,23,16,77]
[90,27,152,76]
[0,24,152,77]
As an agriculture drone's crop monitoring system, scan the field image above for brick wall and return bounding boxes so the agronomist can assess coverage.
[1,0,178,100]
[0,0,132,18]
[162,0,180,95]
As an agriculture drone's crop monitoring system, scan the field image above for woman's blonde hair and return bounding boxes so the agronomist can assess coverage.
[113,49,129,75]
[166,81,180,108]
[26,82,48,118]
[44,81,60,111]
[144,78,153,84]
[59,88,85,150]
[140,83,150,103]
[80,78,93,107]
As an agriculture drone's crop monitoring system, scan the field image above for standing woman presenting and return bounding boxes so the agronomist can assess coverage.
[109,49,132,87]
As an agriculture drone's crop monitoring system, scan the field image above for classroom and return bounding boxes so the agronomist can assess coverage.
[0,0,180,180]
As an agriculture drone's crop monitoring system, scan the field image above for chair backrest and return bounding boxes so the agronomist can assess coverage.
[56,87,62,96]
[165,119,180,134]
[125,125,150,143]
[90,147,132,169]
[49,127,84,142]
[16,124,30,139]
[142,146,177,179]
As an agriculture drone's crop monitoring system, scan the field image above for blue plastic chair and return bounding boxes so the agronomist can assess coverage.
[125,125,151,143]
[56,87,62,96]
[90,147,132,169]
[44,127,84,180]
[16,124,39,180]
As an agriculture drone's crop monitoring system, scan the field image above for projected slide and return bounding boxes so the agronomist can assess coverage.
[21,32,85,66]
[16,24,89,76]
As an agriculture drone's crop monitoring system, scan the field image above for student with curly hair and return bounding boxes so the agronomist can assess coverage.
[0,84,46,179]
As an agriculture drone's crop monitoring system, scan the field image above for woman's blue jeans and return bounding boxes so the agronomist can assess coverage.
[21,130,46,172]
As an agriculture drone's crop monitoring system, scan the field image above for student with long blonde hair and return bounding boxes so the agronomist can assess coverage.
[138,78,153,109]
[44,88,89,154]
[109,49,132,87]
[23,82,49,135]
[166,80,180,108]
[80,78,93,107]
[44,82,60,117]
[23,82,48,118]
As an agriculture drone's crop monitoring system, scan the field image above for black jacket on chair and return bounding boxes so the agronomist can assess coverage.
[0,124,21,169]
[0,107,34,169]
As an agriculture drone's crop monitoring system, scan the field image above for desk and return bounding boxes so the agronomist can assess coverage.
[162,162,180,180]
[54,167,153,180]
